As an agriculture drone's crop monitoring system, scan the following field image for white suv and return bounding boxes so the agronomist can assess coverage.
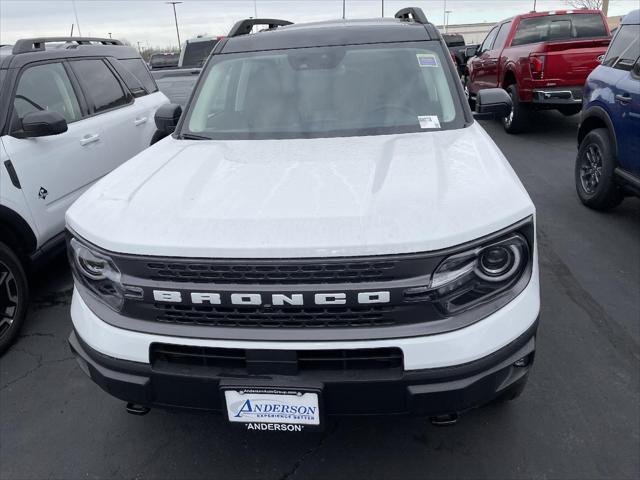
[0,37,168,352]
[67,11,539,428]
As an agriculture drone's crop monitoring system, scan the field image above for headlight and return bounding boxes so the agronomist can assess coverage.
[68,237,124,311]
[428,233,530,315]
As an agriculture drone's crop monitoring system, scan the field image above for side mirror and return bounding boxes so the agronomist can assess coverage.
[155,104,182,135]
[465,46,478,59]
[474,88,512,119]
[22,111,67,138]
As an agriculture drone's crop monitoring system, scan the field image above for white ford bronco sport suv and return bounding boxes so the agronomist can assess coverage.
[0,37,168,353]
[67,9,540,429]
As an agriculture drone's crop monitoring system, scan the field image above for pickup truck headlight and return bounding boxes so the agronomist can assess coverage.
[68,237,124,311]
[429,233,530,314]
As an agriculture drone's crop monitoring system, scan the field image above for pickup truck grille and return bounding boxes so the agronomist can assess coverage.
[145,259,398,284]
[154,304,396,328]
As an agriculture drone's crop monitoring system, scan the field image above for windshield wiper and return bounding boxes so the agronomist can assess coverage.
[179,133,212,140]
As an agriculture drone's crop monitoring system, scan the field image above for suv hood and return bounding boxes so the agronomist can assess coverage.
[67,123,534,258]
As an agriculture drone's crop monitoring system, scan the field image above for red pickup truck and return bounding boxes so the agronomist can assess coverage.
[465,10,611,133]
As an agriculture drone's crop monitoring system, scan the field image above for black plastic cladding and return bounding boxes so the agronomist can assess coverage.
[69,217,535,342]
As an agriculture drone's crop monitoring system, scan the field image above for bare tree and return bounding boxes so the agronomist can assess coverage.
[565,0,603,10]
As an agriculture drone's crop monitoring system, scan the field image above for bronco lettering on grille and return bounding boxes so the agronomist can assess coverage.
[152,290,391,305]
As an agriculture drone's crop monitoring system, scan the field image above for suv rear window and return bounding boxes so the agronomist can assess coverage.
[70,59,132,113]
[512,13,608,46]
[120,58,159,93]
[184,42,464,140]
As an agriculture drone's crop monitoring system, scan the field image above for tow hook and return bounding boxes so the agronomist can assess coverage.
[126,403,151,416]
[430,413,459,426]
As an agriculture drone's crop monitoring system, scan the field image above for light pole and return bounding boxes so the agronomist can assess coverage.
[166,1,182,51]
[381,0,384,17]
[533,0,537,11]
[443,0,446,32]
[342,0,345,19]
[445,11,452,33]
[108,32,112,38]
[72,0,82,36]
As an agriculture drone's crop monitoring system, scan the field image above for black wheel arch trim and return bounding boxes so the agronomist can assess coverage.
[578,106,618,158]
[0,206,37,255]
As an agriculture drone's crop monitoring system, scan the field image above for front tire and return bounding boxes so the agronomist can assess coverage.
[0,242,29,355]
[575,128,622,210]
[502,84,530,134]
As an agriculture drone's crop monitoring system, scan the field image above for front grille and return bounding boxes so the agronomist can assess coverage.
[154,304,396,328]
[150,344,404,373]
[145,259,398,284]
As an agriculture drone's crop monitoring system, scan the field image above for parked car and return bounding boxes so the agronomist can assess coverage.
[465,9,611,133]
[150,35,223,107]
[179,35,223,68]
[67,9,539,429]
[575,9,640,209]
[150,67,201,107]
[0,37,168,353]
[443,33,477,77]
[149,52,179,70]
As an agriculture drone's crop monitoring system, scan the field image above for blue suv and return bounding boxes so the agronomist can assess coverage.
[576,10,640,210]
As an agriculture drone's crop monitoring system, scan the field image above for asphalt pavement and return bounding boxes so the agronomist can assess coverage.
[1,112,638,480]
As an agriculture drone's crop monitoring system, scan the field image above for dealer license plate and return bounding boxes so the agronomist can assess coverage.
[224,388,320,429]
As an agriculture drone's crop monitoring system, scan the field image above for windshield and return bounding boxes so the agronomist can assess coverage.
[182,42,465,140]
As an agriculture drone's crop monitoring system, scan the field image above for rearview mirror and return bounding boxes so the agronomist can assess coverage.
[474,88,512,119]
[464,46,478,59]
[155,104,182,135]
[22,111,68,138]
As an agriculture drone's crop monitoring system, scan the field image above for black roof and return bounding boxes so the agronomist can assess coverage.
[0,38,141,70]
[220,18,440,54]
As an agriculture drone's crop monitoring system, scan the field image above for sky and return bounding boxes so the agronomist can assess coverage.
[0,0,636,49]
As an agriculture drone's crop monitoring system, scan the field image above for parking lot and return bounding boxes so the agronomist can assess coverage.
[1,111,638,480]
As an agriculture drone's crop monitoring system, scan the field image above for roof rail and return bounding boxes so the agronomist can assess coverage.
[12,37,123,55]
[227,18,293,38]
[394,7,428,24]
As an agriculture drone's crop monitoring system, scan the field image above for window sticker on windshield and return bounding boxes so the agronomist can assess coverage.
[417,54,438,67]
[418,116,441,129]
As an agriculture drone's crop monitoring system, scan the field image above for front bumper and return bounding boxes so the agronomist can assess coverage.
[69,319,537,417]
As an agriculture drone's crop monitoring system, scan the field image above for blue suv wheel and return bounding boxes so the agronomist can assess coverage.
[575,128,622,209]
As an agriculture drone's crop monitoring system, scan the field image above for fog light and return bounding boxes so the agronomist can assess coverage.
[514,356,529,367]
